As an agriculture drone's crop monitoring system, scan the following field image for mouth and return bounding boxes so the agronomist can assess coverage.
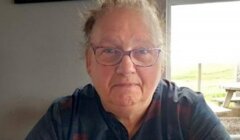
[112,83,140,88]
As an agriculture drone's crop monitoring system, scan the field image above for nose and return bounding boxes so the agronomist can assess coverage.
[116,55,136,75]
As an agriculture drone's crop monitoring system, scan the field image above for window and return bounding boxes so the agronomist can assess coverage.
[169,1,240,92]
[168,0,240,136]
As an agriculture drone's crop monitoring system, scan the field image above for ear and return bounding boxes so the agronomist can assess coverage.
[85,48,92,77]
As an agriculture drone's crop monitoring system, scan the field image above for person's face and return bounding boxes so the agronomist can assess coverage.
[86,7,162,109]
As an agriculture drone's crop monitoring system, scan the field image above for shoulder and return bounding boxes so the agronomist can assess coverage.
[26,84,99,140]
[46,84,98,124]
[52,84,96,109]
[48,84,99,129]
[157,79,204,105]
[158,80,230,139]
[157,79,208,127]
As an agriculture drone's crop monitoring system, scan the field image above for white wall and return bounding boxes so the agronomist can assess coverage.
[0,0,167,139]
[0,0,93,139]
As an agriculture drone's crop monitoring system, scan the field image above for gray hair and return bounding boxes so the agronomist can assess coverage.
[83,0,166,65]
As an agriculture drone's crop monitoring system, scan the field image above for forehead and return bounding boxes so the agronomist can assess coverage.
[90,7,156,46]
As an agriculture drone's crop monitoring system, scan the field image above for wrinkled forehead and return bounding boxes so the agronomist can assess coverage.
[90,7,161,46]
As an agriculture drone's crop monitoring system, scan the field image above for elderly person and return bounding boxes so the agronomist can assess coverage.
[26,0,230,139]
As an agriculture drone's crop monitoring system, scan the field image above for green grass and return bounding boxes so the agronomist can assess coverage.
[171,63,236,101]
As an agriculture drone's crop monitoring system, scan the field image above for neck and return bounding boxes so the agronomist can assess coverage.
[102,99,151,138]
[118,109,146,139]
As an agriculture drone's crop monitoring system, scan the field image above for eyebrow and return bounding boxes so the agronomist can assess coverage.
[96,36,155,49]
[131,41,154,49]
[98,37,122,46]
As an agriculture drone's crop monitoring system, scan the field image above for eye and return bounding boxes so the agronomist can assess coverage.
[99,48,121,57]
[135,48,151,55]
[102,48,117,54]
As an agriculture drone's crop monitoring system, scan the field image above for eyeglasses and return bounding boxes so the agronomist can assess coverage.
[91,47,161,67]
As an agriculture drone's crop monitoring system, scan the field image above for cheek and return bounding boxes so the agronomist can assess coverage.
[140,65,162,91]
[144,64,161,80]
[90,63,115,89]
[87,52,115,92]
[88,54,110,79]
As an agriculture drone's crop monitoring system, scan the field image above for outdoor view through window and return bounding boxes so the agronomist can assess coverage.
[170,1,240,135]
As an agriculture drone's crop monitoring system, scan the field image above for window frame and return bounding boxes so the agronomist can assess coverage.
[166,0,240,79]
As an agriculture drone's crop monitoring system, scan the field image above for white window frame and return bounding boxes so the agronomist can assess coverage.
[166,0,240,80]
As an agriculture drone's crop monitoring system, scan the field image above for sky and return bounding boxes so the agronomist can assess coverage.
[171,1,240,65]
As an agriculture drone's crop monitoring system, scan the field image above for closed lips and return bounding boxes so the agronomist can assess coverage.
[112,83,140,87]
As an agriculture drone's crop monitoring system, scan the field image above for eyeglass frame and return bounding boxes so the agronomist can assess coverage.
[90,45,161,67]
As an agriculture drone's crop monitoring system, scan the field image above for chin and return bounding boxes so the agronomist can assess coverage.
[111,85,141,94]
[113,95,140,107]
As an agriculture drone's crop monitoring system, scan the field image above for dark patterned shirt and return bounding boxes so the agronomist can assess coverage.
[26,80,231,140]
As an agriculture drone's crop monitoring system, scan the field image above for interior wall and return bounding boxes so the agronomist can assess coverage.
[0,0,166,139]
[0,0,94,139]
